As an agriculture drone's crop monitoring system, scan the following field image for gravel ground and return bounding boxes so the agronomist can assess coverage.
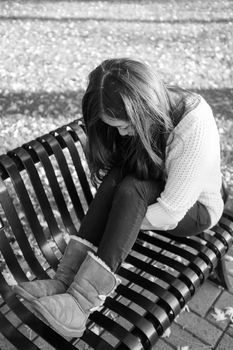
[0,0,233,204]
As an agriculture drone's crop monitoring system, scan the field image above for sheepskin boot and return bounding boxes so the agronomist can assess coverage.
[13,236,96,302]
[31,251,121,338]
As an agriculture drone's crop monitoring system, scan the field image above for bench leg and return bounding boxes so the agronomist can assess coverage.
[208,257,233,293]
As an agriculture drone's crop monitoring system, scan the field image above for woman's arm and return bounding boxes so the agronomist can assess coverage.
[144,102,221,230]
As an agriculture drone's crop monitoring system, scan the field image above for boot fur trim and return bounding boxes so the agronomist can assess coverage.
[69,236,97,252]
[87,251,121,285]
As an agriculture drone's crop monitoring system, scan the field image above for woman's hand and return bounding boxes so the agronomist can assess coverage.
[141,216,157,230]
[141,214,177,231]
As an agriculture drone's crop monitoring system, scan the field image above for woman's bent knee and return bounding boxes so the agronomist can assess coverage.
[115,176,142,197]
[101,168,123,191]
[115,176,163,205]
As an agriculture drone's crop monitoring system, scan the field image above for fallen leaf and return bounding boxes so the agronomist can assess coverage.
[175,256,183,263]
[162,327,171,338]
[149,276,157,282]
[26,271,32,279]
[182,305,190,313]
[91,325,101,335]
[121,262,134,269]
[224,255,233,262]
[211,307,227,322]
[225,306,233,322]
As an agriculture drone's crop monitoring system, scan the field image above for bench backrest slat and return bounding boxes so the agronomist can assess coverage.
[0,153,60,270]
[48,126,93,205]
[9,145,65,250]
[0,162,50,279]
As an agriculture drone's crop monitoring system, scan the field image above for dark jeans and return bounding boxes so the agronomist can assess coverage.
[78,168,211,272]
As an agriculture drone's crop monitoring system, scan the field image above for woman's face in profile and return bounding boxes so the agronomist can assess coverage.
[101,114,134,137]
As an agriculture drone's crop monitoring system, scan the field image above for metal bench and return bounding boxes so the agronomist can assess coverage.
[0,120,232,350]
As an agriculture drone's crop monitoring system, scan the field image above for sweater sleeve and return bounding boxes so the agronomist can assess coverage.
[145,105,216,230]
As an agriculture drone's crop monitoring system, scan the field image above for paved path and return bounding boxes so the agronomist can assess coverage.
[155,248,233,350]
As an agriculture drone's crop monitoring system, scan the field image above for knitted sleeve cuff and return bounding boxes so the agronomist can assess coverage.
[145,202,179,230]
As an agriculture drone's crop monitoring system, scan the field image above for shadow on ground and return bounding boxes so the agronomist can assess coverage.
[0,89,84,119]
[0,88,232,120]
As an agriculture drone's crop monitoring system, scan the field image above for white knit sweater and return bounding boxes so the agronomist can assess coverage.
[146,96,224,230]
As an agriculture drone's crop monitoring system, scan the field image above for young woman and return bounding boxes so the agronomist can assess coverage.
[14,58,224,338]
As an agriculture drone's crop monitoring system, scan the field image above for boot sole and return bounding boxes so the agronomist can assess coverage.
[32,299,86,338]
[12,285,36,302]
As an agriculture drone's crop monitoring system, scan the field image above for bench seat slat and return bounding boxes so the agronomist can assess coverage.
[0,311,40,350]
[138,230,215,271]
[137,232,211,280]
[155,231,223,271]
[116,284,170,335]
[133,241,199,280]
[125,254,191,306]
[105,298,156,346]
[220,217,233,235]
[90,311,145,350]
[118,267,181,319]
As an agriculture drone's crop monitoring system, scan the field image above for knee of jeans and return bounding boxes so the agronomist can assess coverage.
[116,176,146,200]
[103,168,122,190]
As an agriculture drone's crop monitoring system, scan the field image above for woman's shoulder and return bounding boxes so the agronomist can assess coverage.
[174,94,214,133]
